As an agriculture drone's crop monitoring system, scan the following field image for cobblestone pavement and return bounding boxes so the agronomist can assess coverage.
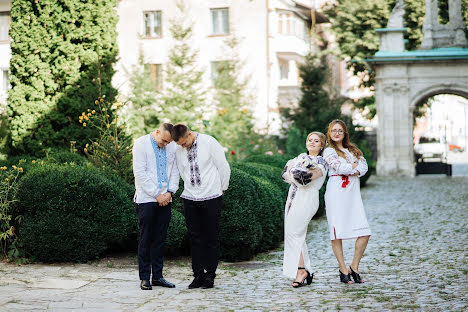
[0,176,467,311]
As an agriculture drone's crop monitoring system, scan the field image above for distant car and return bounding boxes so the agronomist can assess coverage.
[449,144,464,152]
[414,136,447,162]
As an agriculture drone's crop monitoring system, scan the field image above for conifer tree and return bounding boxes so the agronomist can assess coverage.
[207,36,256,158]
[281,54,350,155]
[160,1,206,130]
[7,0,118,155]
[125,54,160,138]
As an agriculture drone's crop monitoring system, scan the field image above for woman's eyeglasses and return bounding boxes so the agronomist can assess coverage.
[331,130,344,134]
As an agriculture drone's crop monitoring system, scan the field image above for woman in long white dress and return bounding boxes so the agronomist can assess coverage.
[282,132,327,288]
[323,120,371,284]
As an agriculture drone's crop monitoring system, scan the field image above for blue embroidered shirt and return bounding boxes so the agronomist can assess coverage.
[150,135,169,194]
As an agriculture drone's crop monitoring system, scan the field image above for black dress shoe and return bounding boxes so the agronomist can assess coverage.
[140,280,152,290]
[151,277,176,288]
[200,277,214,289]
[188,273,206,289]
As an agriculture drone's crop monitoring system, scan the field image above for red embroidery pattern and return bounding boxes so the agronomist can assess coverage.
[331,175,350,188]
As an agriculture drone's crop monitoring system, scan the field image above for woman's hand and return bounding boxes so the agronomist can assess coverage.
[352,162,358,169]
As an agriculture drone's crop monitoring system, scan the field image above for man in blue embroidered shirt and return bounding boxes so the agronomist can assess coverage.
[132,123,179,290]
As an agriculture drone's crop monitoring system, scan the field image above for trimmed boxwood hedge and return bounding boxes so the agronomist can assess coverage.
[251,177,284,251]
[244,154,294,169]
[14,164,135,262]
[44,150,88,166]
[219,168,263,261]
[165,209,188,255]
[231,162,289,196]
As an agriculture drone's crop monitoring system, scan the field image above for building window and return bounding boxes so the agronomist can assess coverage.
[144,11,162,38]
[279,60,289,80]
[1,69,8,93]
[144,64,162,90]
[0,12,10,41]
[278,11,292,35]
[210,8,229,35]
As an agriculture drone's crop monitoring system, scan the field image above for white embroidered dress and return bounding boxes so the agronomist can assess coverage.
[323,147,371,240]
[281,153,327,279]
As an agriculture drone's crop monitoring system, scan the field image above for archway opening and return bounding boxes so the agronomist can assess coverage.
[413,94,468,176]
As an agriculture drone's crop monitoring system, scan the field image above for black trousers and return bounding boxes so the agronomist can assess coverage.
[183,196,222,277]
[136,202,171,281]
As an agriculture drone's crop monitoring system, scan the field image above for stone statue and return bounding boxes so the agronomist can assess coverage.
[387,0,405,28]
[420,0,468,49]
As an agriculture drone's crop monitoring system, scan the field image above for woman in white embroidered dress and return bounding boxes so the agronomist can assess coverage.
[282,132,327,288]
[323,119,371,284]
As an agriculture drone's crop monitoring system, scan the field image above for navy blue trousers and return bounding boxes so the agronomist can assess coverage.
[136,202,171,281]
[183,196,222,278]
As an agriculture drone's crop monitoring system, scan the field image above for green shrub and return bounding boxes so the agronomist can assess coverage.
[251,177,284,251]
[231,161,289,196]
[230,162,287,250]
[244,154,293,169]
[15,164,135,262]
[171,179,185,215]
[220,168,263,261]
[165,209,188,255]
[44,150,88,166]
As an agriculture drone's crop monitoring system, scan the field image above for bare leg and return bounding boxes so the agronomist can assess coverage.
[331,239,352,283]
[292,252,308,285]
[350,235,370,273]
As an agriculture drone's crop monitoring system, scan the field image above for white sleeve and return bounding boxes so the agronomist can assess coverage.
[316,156,328,177]
[355,156,368,177]
[323,148,355,176]
[281,158,296,185]
[132,138,160,198]
[168,157,179,194]
[210,137,231,191]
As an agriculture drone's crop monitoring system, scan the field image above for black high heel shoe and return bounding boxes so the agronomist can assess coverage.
[292,267,314,288]
[349,266,364,283]
[339,270,353,284]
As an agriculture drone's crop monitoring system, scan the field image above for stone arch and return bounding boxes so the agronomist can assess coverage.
[410,84,468,111]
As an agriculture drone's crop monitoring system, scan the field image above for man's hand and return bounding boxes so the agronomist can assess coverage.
[156,193,171,206]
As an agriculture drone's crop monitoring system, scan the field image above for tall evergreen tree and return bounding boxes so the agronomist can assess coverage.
[281,54,350,155]
[207,36,256,158]
[7,0,118,155]
[125,53,160,138]
[160,1,206,130]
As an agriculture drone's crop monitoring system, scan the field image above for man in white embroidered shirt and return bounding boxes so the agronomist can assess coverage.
[171,124,230,289]
[133,123,179,290]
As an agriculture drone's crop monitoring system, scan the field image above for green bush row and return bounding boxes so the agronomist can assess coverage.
[8,150,373,263]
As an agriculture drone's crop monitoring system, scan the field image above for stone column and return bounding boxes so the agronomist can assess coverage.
[420,0,437,49]
[376,79,415,177]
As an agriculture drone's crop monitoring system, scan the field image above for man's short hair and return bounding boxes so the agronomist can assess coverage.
[161,123,174,133]
[171,124,189,142]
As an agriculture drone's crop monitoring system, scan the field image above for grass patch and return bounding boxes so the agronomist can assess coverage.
[375,296,391,302]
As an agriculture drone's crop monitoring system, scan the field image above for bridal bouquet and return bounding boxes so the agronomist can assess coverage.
[283,154,323,186]
[291,155,318,185]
